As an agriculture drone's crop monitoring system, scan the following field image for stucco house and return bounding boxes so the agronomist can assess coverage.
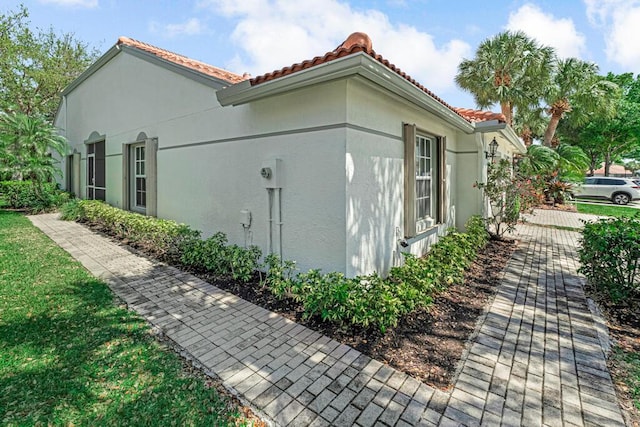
[55,32,525,277]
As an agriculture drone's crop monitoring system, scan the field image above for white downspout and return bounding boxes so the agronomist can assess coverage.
[275,187,283,261]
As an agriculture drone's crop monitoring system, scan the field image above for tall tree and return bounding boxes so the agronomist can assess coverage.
[542,58,618,147]
[455,31,554,126]
[0,5,97,120]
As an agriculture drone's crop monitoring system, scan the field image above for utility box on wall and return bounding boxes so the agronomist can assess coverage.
[261,158,282,188]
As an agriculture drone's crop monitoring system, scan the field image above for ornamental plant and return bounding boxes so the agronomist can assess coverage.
[476,159,532,238]
[578,215,640,302]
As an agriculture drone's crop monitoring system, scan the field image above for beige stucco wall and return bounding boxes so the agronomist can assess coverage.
[57,50,494,277]
[58,51,351,274]
[344,78,480,276]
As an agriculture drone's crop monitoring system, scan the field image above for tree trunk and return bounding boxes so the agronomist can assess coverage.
[500,102,512,126]
[543,113,562,147]
[520,126,533,147]
[604,152,611,176]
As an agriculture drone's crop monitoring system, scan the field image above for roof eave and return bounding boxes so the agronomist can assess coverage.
[473,120,526,154]
[61,44,235,97]
[217,53,474,133]
[62,45,121,96]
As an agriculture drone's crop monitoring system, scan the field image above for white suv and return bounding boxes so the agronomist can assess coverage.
[574,177,640,205]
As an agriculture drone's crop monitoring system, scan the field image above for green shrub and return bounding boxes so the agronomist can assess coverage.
[61,200,261,282]
[0,180,70,213]
[61,200,199,262]
[578,215,640,302]
[265,215,489,332]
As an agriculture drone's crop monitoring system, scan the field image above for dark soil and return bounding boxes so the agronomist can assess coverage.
[84,220,516,390]
[196,238,516,390]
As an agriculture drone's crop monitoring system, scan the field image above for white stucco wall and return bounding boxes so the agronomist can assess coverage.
[59,49,495,278]
[60,50,351,274]
[344,78,480,276]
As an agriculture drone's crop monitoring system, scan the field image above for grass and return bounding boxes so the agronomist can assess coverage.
[576,202,640,218]
[0,211,248,426]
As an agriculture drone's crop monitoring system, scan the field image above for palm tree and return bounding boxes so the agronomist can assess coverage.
[542,58,618,146]
[455,31,554,125]
[0,112,68,184]
[512,107,547,147]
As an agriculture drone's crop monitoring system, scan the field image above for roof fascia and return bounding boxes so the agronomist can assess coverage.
[62,45,120,96]
[473,119,526,154]
[62,44,230,97]
[217,53,474,133]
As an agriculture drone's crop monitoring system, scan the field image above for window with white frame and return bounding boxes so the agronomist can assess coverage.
[132,143,146,211]
[404,124,446,237]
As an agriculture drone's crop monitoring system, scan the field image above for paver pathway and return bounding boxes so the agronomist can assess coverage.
[29,212,626,426]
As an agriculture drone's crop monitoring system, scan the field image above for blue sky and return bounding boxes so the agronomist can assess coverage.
[4,0,640,108]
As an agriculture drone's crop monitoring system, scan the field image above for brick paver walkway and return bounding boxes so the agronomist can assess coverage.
[522,208,607,229]
[29,212,626,426]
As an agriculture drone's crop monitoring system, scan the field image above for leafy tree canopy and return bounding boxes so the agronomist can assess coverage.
[0,4,98,120]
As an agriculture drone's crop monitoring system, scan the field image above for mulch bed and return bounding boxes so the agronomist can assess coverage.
[196,238,516,390]
[83,220,517,390]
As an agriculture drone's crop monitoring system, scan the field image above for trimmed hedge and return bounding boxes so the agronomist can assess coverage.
[578,215,640,302]
[61,199,490,331]
[0,180,71,213]
[60,199,260,281]
[264,216,489,332]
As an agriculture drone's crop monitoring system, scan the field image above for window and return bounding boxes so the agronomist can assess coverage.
[123,137,157,216]
[86,140,106,201]
[403,124,446,237]
[415,134,434,230]
[133,143,146,211]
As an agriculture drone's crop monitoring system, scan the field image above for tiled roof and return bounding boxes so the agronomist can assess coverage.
[453,108,506,123]
[249,32,503,124]
[117,36,248,84]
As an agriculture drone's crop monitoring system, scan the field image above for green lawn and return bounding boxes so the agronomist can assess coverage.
[576,202,640,218]
[0,211,248,426]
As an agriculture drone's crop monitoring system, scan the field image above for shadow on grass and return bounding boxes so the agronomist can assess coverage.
[0,276,238,426]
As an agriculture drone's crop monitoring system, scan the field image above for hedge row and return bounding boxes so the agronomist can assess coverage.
[264,216,489,332]
[61,200,263,282]
[0,180,71,213]
[61,200,489,332]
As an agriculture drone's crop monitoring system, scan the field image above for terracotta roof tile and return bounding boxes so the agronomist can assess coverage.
[453,108,506,123]
[249,32,503,124]
[117,36,247,84]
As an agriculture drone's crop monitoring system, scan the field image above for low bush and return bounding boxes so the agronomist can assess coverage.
[264,216,489,332]
[578,215,640,302]
[61,199,260,282]
[0,180,71,213]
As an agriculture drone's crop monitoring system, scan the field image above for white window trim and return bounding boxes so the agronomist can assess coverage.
[404,123,446,238]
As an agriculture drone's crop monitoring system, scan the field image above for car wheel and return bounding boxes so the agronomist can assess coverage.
[612,193,630,205]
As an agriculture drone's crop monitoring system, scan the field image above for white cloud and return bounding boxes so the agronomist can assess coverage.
[584,0,640,71]
[38,0,98,7]
[149,18,206,38]
[198,0,470,94]
[506,3,586,59]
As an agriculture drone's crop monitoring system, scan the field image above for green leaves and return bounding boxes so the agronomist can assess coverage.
[0,180,70,213]
[0,112,68,184]
[263,216,488,333]
[578,215,640,302]
[62,200,260,283]
[0,5,98,119]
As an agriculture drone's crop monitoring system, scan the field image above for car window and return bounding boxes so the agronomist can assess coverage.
[597,178,625,185]
[584,177,597,184]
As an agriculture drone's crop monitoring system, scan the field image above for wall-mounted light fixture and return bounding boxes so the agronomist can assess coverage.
[485,137,499,161]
